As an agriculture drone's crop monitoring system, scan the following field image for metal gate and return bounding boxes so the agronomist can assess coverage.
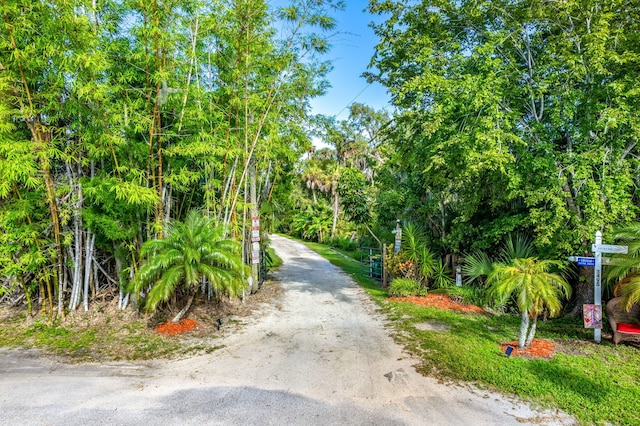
[361,247,382,281]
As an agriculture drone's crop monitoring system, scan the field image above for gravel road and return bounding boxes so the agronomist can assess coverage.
[0,235,574,425]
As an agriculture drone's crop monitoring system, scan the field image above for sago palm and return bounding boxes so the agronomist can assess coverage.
[131,210,248,322]
[604,223,640,311]
[487,257,571,349]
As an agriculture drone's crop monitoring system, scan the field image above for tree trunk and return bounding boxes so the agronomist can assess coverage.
[331,191,339,239]
[525,316,537,347]
[566,265,594,317]
[69,247,80,311]
[171,293,195,323]
[83,231,95,312]
[518,311,529,349]
[70,183,84,311]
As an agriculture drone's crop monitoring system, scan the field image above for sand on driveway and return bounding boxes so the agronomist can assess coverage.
[0,234,574,425]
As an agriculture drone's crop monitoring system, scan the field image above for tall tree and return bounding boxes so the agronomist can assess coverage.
[367,0,640,307]
[0,0,116,319]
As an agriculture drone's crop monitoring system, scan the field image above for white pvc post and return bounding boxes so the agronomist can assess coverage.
[594,231,602,344]
[393,220,402,253]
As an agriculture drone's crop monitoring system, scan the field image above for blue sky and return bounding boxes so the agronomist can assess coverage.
[308,0,391,118]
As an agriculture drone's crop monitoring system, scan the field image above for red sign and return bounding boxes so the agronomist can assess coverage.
[583,304,602,329]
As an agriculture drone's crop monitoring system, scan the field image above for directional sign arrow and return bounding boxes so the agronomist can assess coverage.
[577,257,595,266]
[568,256,620,266]
[592,244,628,254]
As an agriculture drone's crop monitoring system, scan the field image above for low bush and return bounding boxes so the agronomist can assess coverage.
[389,278,427,297]
[329,236,358,252]
[443,285,486,306]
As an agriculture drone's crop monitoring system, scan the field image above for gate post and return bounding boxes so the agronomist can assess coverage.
[382,244,387,287]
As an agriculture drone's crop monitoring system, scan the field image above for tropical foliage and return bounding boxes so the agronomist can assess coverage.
[0,0,345,319]
[360,0,640,309]
[604,224,640,310]
[487,258,571,348]
[389,278,426,297]
[130,211,248,321]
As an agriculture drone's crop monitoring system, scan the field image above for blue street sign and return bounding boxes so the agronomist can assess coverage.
[577,257,596,267]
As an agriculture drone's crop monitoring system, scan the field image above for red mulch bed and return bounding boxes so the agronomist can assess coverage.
[156,319,199,335]
[500,339,555,359]
[389,293,485,314]
[389,293,554,359]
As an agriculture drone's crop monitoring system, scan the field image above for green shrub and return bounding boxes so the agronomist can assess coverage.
[431,259,454,288]
[329,236,358,252]
[445,285,486,306]
[389,278,427,297]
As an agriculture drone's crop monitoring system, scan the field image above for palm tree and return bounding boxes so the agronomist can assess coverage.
[131,210,248,322]
[604,223,640,311]
[302,165,329,204]
[462,234,534,286]
[487,258,571,348]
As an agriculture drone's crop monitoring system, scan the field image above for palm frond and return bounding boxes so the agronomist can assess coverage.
[431,259,454,288]
[499,233,534,263]
[418,246,436,278]
[617,275,640,311]
[462,250,494,285]
[401,222,426,262]
[132,210,247,314]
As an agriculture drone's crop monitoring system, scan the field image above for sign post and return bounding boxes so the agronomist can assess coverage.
[593,231,603,343]
[569,231,627,343]
[392,220,402,253]
[590,231,628,343]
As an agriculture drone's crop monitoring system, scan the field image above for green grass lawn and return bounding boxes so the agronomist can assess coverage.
[303,240,640,426]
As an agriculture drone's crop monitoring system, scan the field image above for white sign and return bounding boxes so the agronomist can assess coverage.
[251,242,260,264]
[592,244,628,254]
[394,228,402,253]
[568,256,619,266]
[593,232,603,343]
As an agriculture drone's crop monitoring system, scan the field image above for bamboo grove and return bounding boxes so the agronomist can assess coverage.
[0,0,345,320]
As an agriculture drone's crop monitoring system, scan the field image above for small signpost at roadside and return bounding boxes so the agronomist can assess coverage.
[251,216,260,264]
[570,231,628,343]
[576,257,595,267]
[392,220,402,253]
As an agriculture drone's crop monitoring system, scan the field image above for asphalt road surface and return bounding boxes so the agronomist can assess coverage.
[0,235,574,425]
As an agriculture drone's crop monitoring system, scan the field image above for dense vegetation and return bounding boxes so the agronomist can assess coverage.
[0,0,345,320]
[3,0,640,365]
[288,0,640,316]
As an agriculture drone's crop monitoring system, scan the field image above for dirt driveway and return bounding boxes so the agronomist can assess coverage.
[0,235,574,425]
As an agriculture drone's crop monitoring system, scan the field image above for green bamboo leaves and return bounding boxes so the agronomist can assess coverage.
[0,0,344,317]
